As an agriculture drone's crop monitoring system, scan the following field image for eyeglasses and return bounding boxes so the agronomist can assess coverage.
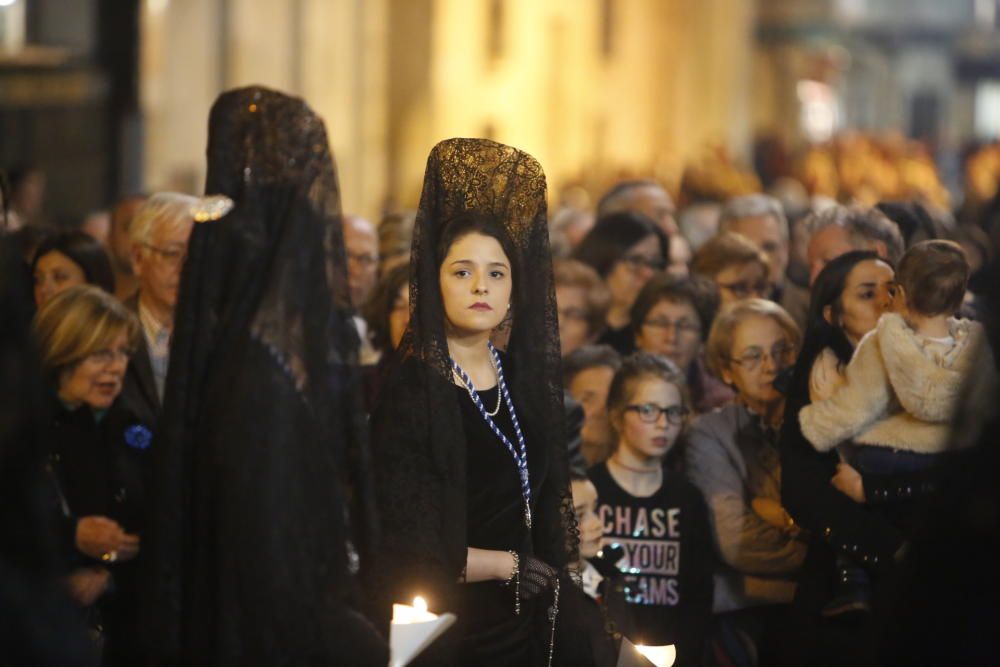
[716,280,769,299]
[621,254,666,273]
[625,403,689,425]
[727,341,794,372]
[143,243,187,268]
[558,307,589,322]
[642,317,701,336]
[85,347,132,367]
[347,251,377,268]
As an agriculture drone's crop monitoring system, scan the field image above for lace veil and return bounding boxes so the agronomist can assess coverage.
[144,86,383,665]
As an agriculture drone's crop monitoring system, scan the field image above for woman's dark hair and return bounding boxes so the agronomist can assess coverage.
[571,211,668,278]
[435,210,516,269]
[562,343,622,386]
[362,263,409,355]
[30,230,115,294]
[781,250,886,438]
[629,273,720,342]
[804,250,883,368]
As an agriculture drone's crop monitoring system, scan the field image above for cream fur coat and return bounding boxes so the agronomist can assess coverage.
[799,313,995,454]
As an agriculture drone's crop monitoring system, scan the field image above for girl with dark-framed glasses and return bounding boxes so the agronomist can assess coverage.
[588,353,714,666]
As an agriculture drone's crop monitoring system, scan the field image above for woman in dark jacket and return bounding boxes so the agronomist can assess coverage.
[34,284,150,666]
[779,250,930,665]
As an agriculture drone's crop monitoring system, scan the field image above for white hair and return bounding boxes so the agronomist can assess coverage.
[129,192,198,245]
[718,194,788,240]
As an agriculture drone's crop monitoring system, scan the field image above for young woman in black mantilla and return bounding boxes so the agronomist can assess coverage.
[366,138,580,666]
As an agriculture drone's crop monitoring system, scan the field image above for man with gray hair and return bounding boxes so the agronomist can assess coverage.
[806,205,904,284]
[718,193,810,326]
[120,192,197,425]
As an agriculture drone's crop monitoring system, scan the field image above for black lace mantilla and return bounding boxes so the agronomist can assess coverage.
[144,86,384,666]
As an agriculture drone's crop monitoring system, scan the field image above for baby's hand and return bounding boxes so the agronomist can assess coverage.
[831,462,865,503]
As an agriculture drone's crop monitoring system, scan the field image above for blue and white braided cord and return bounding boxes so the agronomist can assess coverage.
[451,343,532,527]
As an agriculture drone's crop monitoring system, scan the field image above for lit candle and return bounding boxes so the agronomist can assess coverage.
[634,643,676,667]
[390,596,457,667]
[392,596,438,625]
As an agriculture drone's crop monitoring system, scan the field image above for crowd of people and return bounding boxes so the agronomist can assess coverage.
[1,84,999,667]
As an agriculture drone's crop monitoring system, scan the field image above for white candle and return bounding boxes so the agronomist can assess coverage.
[634,643,676,667]
[392,596,438,624]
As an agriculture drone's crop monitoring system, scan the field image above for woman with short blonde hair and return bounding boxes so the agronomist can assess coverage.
[34,284,150,665]
[35,285,139,377]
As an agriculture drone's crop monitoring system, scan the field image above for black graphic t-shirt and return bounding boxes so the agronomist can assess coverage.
[589,462,714,665]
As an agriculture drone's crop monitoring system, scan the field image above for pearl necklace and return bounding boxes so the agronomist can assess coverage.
[451,342,532,529]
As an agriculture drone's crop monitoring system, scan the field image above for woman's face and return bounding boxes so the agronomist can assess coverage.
[571,478,603,560]
[604,234,663,311]
[556,284,592,356]
[58,331,130,410]
[388,282,410,350]
[34,251,87,308]
[714,261,769,305]
[830,259,895,345]
[635,298,702,372]
[720,314,795,410]
[616,376,685,462]
[439,232,512,337]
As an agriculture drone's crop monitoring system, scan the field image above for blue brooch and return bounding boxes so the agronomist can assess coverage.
[124,424,152,450]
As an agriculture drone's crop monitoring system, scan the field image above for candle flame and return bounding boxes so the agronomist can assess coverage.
[634,643,675,667]
[413,596,427,613]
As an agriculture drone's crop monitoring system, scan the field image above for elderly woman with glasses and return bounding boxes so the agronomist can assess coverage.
[34,285,152,665]
[684,298,806,666]
[572,212,669,355]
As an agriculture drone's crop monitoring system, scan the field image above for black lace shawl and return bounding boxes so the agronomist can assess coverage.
[364,138,578,660]
[144,87,384,666]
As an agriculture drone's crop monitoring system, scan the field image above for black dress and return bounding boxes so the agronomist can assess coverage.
[42,398,151,667]
[456,382,546,665]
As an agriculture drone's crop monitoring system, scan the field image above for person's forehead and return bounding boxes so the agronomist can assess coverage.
[629,376,679,398]
[631,185,674,209]
[846,260,893,285]
[573,365,615,388]
[650,297,697,317]
[555,284,586,304]
[151,218,193,243]
[732,315,784,345]
[730,215,780,238]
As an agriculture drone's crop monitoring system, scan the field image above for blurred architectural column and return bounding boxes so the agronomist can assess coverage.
[141,0,223,194]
